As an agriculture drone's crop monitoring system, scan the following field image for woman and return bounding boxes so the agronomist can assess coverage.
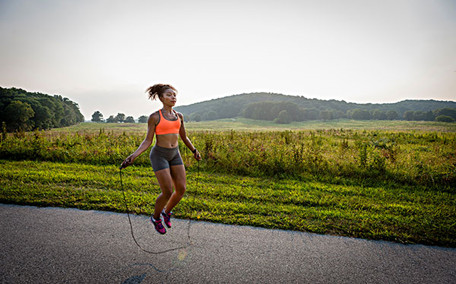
[120,84,201,234]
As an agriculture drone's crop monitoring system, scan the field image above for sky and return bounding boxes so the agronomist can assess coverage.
[1,0,455,120]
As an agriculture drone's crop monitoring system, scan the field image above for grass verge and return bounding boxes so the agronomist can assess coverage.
[0,159,454,247]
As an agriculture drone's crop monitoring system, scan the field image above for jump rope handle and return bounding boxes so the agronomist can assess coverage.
[119,160,129,170]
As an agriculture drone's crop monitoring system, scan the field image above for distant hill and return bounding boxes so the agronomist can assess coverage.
[175,92,456,123]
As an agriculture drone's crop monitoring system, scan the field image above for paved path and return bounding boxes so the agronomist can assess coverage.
[1,204,455,283]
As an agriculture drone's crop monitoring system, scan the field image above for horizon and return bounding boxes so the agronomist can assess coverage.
[1,0,455,119]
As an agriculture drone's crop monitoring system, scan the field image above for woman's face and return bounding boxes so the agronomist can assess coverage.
[160,89,177,106]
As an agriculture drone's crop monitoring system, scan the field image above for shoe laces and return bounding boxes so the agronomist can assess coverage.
[162,211,172,219]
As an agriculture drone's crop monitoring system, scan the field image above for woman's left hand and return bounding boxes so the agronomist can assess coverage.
[193,150,202,161]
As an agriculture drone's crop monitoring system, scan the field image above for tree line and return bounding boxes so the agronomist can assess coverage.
[0,87,84,132]
[240,101,456,123]
[91,111,149,123]
[91,93,456,124]
[103,104,455,125]
[175,93,456,123]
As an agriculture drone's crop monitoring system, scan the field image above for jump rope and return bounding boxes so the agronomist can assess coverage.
[119,160,199,255]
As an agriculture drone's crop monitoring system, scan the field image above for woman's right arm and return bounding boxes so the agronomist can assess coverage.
[121,114,156,169]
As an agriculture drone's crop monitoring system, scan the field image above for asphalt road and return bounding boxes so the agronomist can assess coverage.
[1,204,455,283]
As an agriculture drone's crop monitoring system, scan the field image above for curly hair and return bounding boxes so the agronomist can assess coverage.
[145,84,178,100]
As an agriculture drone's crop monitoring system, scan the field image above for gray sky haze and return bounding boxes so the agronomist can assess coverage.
[1,0,455,119]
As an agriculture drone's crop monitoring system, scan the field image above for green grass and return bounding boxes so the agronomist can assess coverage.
[48,122,147,134]
[0,159,454,247]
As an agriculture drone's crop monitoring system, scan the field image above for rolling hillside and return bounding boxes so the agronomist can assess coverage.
[175,92,456,122]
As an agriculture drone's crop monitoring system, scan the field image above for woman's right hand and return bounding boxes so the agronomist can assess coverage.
[120,155,135,169]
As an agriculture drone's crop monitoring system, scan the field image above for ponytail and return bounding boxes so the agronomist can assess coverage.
[146,84,177,100]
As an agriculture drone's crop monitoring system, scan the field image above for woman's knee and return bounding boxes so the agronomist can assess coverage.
[161,186,173,199]
[175,183,186,196]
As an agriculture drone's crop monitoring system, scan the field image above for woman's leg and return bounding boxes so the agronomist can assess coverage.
[164,164,187,214]
[153,168,174,220]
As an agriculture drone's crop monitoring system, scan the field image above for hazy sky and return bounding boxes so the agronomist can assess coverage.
[1,0,455,119]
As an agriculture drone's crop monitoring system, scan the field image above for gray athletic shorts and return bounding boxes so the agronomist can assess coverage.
[149,145,184,172]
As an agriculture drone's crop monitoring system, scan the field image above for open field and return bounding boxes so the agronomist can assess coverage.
[61,119,456,133]
[184,118,456,132]
[0,120,455,246]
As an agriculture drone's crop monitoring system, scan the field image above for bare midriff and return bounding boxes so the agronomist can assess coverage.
[155,133,179,148]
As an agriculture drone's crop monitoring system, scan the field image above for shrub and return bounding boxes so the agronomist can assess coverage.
[435,115,454,123]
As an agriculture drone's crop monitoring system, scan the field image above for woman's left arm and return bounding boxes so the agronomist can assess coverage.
[178,113,201,160]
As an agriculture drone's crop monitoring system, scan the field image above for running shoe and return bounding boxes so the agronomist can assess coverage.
[150,216,166,234]
[161,210,172,228]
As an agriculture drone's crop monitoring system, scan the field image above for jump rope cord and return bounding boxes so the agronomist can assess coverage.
[119,162,199,254]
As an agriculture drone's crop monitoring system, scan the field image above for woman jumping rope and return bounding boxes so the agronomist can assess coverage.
[120,84,201,234]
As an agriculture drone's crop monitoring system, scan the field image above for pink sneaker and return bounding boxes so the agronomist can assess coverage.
[150,216,166,234]
[161,210,172,228]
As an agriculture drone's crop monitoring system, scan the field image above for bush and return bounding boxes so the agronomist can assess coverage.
[435,115,454,123]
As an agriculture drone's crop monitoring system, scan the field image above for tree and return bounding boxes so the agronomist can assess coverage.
[33,104,53,129]
[301,108,319,120]
[333,110,346,119]
[191,113,202,122]
[404,111,415,121]
[273,102,301,121]
[372,109,387,120]
[206,110,217,121]
[138,115,148,123]
[4,100,35,131]
[424,111,435,121]
[434,108,456,120]
[319,110,333,121]
[413,111,426,121]
[106,115,117,123]
[115,113,126,123]
[125,116,135,123]
[91,111,104,122]
[1,122,6,142]
[349,109,371,120]
[60,104,77,126]
[274,110,291,124]
[243,102,273,120]
[39,97,59,128]
[386,110,399,120]
[50,97,65,127]
[57,98,84,126]
[242,101,301,122]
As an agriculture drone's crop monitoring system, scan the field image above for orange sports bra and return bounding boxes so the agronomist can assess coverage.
[155,109,181,135]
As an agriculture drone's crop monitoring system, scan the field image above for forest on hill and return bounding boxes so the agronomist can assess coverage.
[0,87,84,132]
[175,92,456,123]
